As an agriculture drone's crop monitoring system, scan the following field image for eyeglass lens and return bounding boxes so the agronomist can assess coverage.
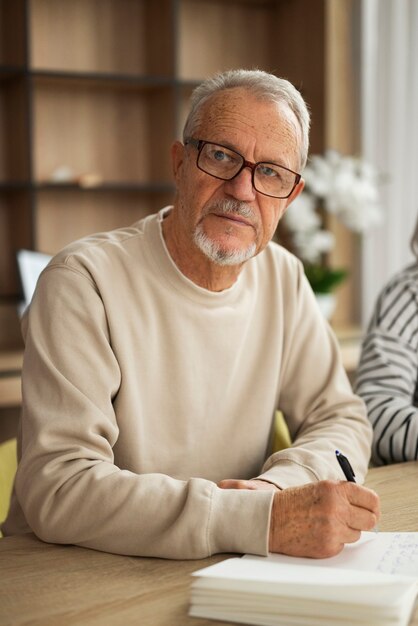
[197,142,298,199]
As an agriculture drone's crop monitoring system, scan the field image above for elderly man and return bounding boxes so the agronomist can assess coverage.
[2,69,379,558]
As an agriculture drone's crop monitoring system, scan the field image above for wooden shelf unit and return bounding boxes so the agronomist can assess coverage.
[0,0,358,354]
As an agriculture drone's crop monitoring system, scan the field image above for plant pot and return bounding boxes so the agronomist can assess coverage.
[315,293,336,320]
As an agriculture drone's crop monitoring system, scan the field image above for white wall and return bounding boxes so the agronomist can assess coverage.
[361,0,418,325]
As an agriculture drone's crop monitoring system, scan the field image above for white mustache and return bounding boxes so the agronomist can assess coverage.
[206,199,255,220]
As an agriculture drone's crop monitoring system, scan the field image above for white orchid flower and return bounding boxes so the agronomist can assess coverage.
[281,150,382,278]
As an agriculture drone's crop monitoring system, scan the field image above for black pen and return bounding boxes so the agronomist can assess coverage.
[335,450,356,482]
[335,450,379,533]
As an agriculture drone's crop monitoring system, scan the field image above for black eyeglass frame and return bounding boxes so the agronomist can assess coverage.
[184,137,301,199]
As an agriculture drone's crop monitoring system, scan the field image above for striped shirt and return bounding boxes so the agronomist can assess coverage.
[355,263,418,465]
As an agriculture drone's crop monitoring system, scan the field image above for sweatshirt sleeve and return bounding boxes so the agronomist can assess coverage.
[256,262,372,487]
[355,277,418,465]
[14,262,274,559]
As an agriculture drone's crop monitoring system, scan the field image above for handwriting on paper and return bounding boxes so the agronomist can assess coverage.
[376,533,418,576]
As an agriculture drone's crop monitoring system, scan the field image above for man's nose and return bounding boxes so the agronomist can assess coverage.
[223,166,256,202]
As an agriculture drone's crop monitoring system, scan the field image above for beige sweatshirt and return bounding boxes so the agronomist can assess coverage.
[2,208,372,558]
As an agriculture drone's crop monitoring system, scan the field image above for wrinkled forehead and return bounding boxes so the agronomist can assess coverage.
[192,87,302,165]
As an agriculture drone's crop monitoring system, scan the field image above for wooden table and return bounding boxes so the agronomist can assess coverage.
[1,462,417,626]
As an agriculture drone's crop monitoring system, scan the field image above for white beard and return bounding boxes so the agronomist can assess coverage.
[193,199,258,266]
[194,227,256,266]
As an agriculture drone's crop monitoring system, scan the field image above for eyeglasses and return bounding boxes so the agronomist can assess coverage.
[185,137,301,199]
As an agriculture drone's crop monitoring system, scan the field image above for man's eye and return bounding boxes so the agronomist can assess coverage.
[259,165,279,178]
[212,149,229,161]
[203,143,242,167]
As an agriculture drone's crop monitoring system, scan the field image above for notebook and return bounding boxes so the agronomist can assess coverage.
[190,532,418,626]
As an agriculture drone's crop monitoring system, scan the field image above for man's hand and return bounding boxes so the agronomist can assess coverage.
[218,479,279,491]
[269,480,380,558]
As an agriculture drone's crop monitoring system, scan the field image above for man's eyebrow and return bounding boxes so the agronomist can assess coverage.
[208,138,239,153]
[209,137,292,169]
[254,154,292,168]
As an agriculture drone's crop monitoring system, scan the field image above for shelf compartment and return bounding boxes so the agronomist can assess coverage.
[33,77,176,187]
[176,82,200,138]
[176,0,326,154]
[30,0,174,76]
[177,0,279,80]
[0,302,23,352]
[0,190,32,296]
[0,76,29,183]
[0,0,27,67]
[34,188,175,254]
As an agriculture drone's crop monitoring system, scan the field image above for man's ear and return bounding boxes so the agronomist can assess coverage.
[284,177,305,210]
[171,140,185,181]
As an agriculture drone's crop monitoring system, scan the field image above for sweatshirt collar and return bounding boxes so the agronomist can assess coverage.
[145,207,250,306]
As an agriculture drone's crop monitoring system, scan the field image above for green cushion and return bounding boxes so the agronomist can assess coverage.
[273,410,292,452]
[0,438,17,536]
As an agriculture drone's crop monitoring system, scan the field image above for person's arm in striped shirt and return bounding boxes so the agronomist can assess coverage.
[355,264,418,465]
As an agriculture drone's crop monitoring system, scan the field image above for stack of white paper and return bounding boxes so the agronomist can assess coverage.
[190,532,418,626]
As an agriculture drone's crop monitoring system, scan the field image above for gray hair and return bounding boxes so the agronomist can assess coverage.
[182,69,310,171]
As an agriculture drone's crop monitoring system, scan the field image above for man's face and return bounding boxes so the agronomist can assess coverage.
[171,87,304,264]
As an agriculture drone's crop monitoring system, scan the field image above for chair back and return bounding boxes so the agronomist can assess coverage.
[0,438,17,536]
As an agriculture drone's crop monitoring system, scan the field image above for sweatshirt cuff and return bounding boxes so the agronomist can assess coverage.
[208,486,274,556]
[256,458,321,489]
